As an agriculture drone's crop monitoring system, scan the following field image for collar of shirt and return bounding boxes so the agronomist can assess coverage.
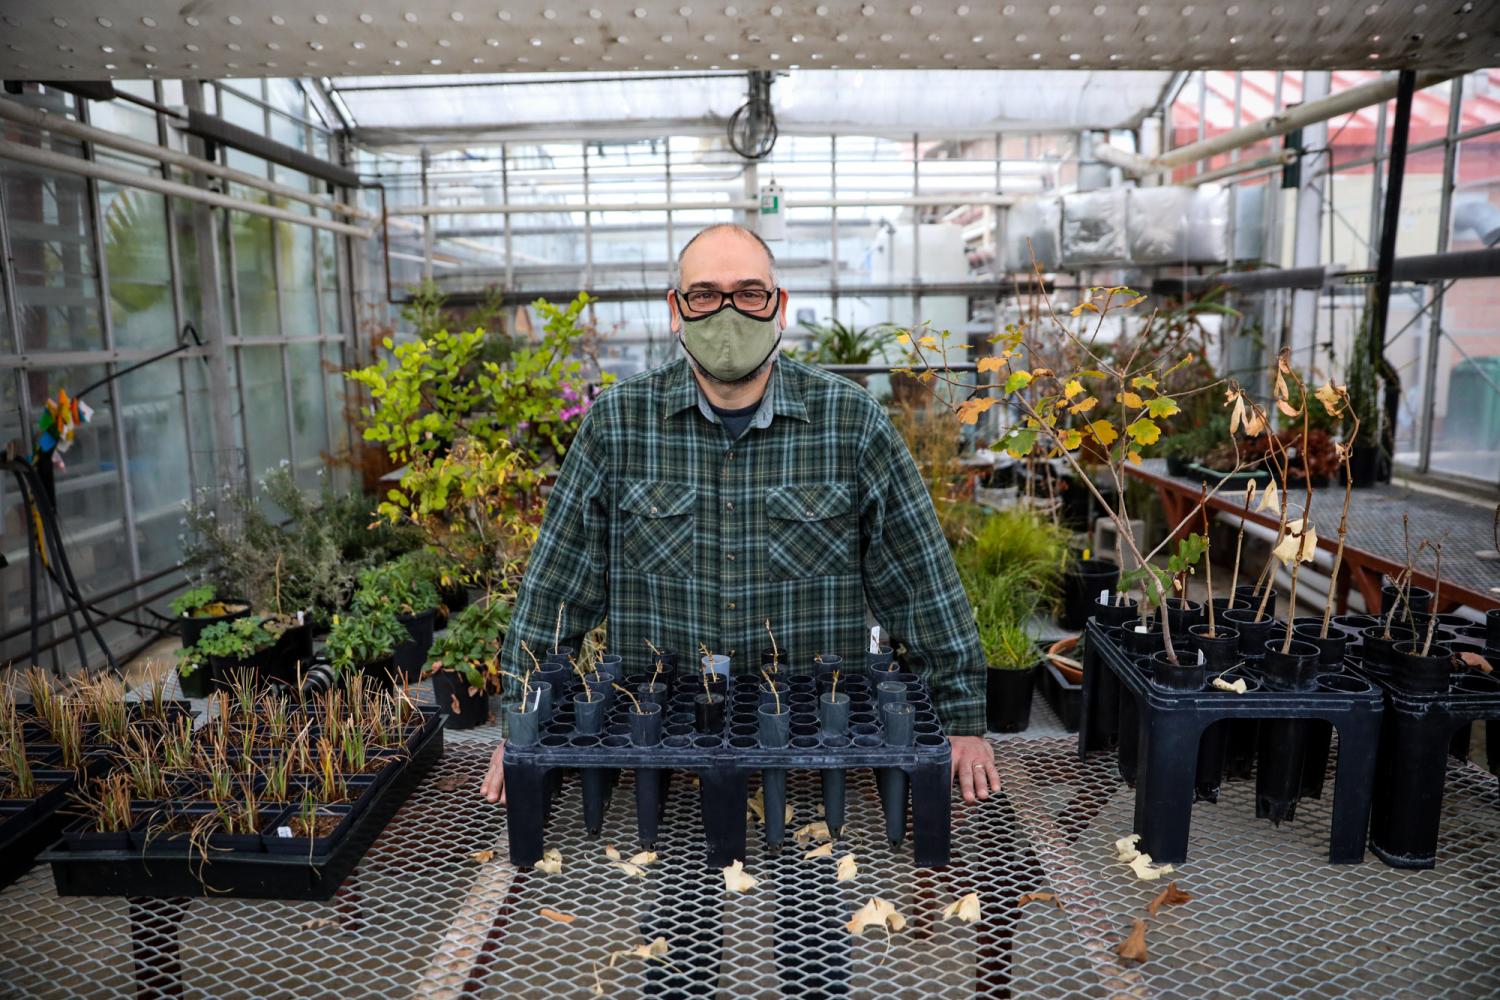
[659,356,810,427]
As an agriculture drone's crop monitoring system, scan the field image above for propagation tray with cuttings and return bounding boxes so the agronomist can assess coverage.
[41,708,446,901]
[1079,603,1386,868]
[503,653,952,869]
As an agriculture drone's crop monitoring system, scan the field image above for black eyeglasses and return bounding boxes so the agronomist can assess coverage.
[675,287,779,316]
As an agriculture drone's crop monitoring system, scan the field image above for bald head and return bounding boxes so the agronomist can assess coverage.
[674,223,777,288]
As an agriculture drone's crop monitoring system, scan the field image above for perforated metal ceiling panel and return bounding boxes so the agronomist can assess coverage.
[1,1,1496,81]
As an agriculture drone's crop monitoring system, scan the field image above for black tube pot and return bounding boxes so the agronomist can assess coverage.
[1085,596,1139,750]
[431,670,489,730]
[393,608,438,683]
[1149,650,1204,692]
[506,705,541,747]
[985,665,1036,733]
[1190,624,1241,671]
[1234,585,1278,618]
[1210,596,1251,619]
[865,645,895,676]
[1254,640,1321,826]
[1391,641,1454,695]
[693,693,725,735]
[542,646,575,666]
[629,703,664,747]
[1190,624,1241,803]
[1162,598,1205,637]
[1330,613,1379,636]
[1381,584,1433,620]
[1291,623,1350,666]
[1060,559,1121,630]
[1121,621,1164,658]
[878,702,916,846]
[758,705,791,848]
[1222,608,1276,660]
[1358,625,1416,675]
[177,662,213,699]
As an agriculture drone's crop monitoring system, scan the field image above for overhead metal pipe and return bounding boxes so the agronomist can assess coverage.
[1094,71,1457,178]
[0,96,374,221]
[0,139,373,238]
[1149,247,1500,298]
[389,193,1014,217]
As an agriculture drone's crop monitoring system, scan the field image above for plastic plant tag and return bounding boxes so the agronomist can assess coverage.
[1134,625,1147,634]
[276,826,294,838]
[1197,649,1206,665]
[1099,589,1110,604]
[869,627,880,654]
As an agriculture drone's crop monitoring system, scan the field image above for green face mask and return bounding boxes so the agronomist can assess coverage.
[677,301,782,384]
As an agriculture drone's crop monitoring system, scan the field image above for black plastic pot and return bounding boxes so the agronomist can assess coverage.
[1082,597,1140,750]
[693,693,725,734]
[878,702,916,846]
[1209,596,1251,619]
[1391,641,1454,695]
[435,583,469,629]
[542,646,575,666]
[1121,622,1164,657]
[1262,639,1321,692]
[1291,623,1350,666]
[1162,598,1205,637]
[1222,607,1276,659]
[179,599,251,650]
[393,608,437,683]
[1254,640,1321,825]
[431,670,488,730]
[1358,625,1416,674]
[1060,559,1121,630]
[864,645,894,674]
[506,706,541,748]
[1234,585,1278,618]
[1150,650,1204,692]
[1348,442,1381,488]
[758,705,791,847]
[1190,624,1241,671]
[177,663,212,699]
[357,654,402,690]
[985,665,1036,733]
[630,704,666,848]
[1330,613,1379,636]
[1381,584,1433,619]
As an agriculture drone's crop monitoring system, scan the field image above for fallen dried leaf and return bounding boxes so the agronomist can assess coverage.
[603,844,622,862]
[608,936,670,968]
[1129,853,1174,881]
[794,821,831,845]
[1211,676,1248,694]
[836,854,858,882]
[1458,651,1493,673]
[534,847,562,874]
[628,850,658,867]
[941,892,982,922]
[302,915,341,931]
[470,849,495,864]
[1017,891,1063,909]
[434,774,465,792]
[1146,881,1192,916]
[611,861,647,878]
[846,897,906,935]
[723,859,758,893]
[1116,918,1149,964]
[540,907,577,924]
[784,803,794,825]
[1114,834,1141,863]
[747,789,766,823]
[804,842,834,859]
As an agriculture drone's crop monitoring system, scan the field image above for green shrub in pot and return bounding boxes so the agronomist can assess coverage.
[354,556,441,617]
[325,607,411,676]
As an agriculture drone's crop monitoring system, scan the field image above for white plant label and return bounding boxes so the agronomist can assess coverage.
[869,627,881,654]
[1197,649,1206,665]
[1099,589,1110,605]
[1134,625,1147,634]
[276,826,294,838]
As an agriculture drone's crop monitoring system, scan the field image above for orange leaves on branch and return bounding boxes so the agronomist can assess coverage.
[1063,379,1084,400]
[1121,391,1144,409]
[1071,301,1100,316]
[977,355,1007,374]
[1088,420,1120,447]
[956,397,998,425]
[1117,919,1149,964]
[1146,882,1192,917]
[1069,396,1099,415]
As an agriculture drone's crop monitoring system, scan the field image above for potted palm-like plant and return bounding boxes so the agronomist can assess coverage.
[424,596,511,730]
[325,607,414,689]
[354,556,442,682]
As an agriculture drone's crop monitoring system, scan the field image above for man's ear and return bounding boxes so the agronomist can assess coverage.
[777,288,789,326]
[666,288,681,334]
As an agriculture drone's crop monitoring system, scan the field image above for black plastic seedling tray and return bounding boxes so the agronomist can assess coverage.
[1081,620,1385,866]
[41,710,446,901]
[503,669,952,869]
[1038,660,1082,732]
[0,772,84,890]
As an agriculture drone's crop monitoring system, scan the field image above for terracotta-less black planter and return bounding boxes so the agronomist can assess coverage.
[758,705,791,848]
[1391,641,1454,695]
[430,670,488,729]
[1060,559,1121,630]
[177,663,212,699]
[178,599,251,650]
[878,702,916,846]
[574,692,609,836]
[818,692,851,836]
[1381,585,1433,620]
[1234,585,1278,618]
[1150,650,1204,692]
[1358,625,1417,675]
[1083,597,1139,751]
[506,706,541,747]
[1291,623,1350,666]
[1256,640,1321,826]
[986,665,1036,733]
[693,693,725,735]
[1162,598,1205,638]
[1222,608,1276,660]
[393,608,437,683]
[629,704,665,848]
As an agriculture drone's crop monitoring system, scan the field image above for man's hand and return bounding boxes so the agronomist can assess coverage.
[950,735,998,804]
[480,741,507,804]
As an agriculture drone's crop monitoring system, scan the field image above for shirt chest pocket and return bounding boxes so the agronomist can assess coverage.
[619,480,697,578]
[765,483,854,580]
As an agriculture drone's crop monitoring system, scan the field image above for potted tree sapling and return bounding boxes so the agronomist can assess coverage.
[325,606,414,690]
[354,556,442,682]
[424,596,510,730]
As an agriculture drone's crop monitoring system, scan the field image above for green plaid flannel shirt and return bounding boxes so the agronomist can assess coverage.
[499,355,986,735]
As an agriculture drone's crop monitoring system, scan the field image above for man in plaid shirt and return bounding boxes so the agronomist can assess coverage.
[481,223,995,805]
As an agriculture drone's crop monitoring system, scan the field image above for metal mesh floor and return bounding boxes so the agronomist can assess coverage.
[2,734,1498,998]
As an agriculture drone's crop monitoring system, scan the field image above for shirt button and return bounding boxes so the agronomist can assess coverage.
[727,451,734,460]
[650,506,659,514]
[804,509,814,517]
[728,602,736,610]
[727,553,736,561]
[725,500,734,511]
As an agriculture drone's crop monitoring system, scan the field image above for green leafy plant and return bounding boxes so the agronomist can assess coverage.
[793,318,899,366]
[425,596,512,692]
[354,556,441,616]
[324,606,411,674]
[169,584,247,619]
[177,615,287,668]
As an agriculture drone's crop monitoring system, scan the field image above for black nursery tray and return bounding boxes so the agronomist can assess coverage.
[0,771,83,890]
[504,670,952,869]
[41,709,446,902]
[1038,660,1082,732]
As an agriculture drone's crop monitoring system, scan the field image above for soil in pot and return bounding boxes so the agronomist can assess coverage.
[986,665,1037,733]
